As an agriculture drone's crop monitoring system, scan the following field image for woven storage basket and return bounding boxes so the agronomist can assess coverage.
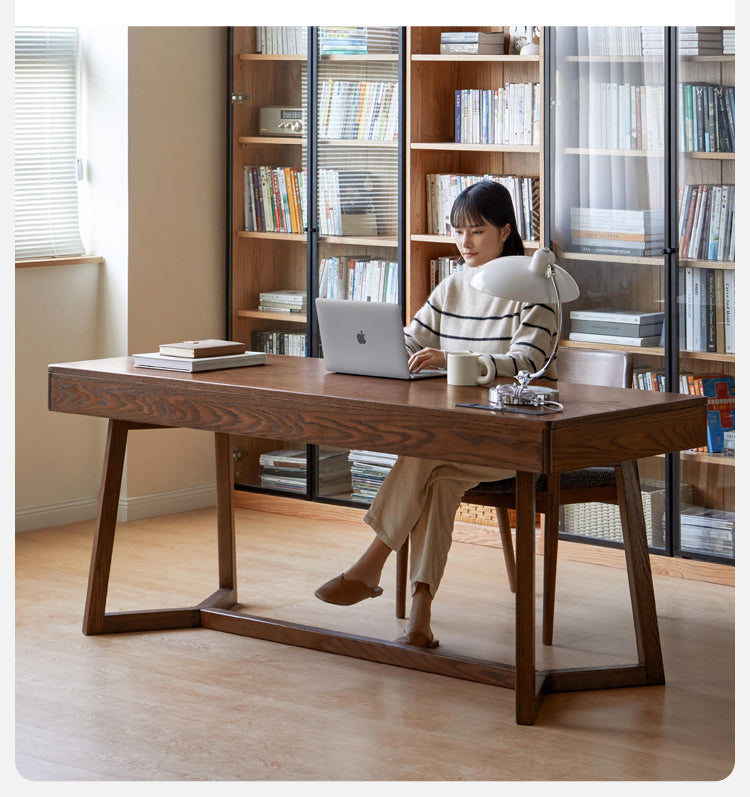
[562,480,691,547]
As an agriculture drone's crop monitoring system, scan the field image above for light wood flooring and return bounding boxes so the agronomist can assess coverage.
[15,506,735,782]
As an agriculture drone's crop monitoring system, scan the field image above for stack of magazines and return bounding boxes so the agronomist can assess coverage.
[348,450,398,502]
[259,448,351,495]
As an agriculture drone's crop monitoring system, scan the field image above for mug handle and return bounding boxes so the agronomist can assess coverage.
[476,355,494,385]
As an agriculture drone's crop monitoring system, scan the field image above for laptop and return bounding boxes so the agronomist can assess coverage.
[315,298,447,380]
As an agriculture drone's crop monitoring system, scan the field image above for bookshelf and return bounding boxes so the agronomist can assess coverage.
[226,25,734,567]
[550,26,735,563]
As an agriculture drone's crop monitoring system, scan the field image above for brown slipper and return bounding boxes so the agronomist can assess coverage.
[314,573,384,606]
[396,631,439,649]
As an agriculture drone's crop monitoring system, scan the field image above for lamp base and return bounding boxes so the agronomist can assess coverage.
[488,384,560,409]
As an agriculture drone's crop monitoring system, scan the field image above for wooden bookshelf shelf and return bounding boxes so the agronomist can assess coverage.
[236,230,306,242]
[412,233,541,249]
[236,309,307,324]
[556,250,664,266]
[319,139,397,148]
[564,148,664,158]
[683,152,734,160]
[239,136,303,146]
[318,235,398,247]
[239,53,306,61]
[412,54,540,63]
[411,142,539,154]
[679,259,735,271]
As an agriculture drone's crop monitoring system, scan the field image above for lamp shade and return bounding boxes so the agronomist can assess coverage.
[470,247,580,303]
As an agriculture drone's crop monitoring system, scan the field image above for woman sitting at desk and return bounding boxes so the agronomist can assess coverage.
[315,179,558,649]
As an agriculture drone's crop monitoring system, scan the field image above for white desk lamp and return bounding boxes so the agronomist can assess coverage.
[470,247,580,411]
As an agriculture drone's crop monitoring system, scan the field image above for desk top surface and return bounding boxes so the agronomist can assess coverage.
[49,355,707,473]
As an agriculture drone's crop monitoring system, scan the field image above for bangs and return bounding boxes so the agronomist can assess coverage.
[449,192,487,229]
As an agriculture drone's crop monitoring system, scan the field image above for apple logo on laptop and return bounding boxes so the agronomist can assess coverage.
[356,330,366,344]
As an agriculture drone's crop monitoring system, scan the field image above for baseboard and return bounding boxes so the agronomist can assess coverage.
[16,484,217,532]
[234,490,734,588]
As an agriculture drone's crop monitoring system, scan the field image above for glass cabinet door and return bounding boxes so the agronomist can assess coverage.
[311,26,403,503]
[675,26,735,561]
[551,26,669,552]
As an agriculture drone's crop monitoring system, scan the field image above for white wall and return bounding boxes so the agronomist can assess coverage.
[15,26,227,531]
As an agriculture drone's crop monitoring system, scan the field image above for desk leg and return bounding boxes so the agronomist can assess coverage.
[214,433,237,602]
[83,419,129,635]
[515,470,538,725]
[615,460,665,685]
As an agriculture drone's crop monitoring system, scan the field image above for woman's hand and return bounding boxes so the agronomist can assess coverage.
[408,347,446,373]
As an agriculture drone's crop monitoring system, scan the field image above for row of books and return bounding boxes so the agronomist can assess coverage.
[426,173,540,241]
[682,266,735,354]
[348,450,398,502]
[258,289,307,314]
[251,331,307,357]
[678,184,735,262]
[679,506,734,558]
[429,256,466,291]
[583,82,664,152]
[454,84,540,146]
[318,256,399,303]
[722,28,735,55]
[259,448,352,495]
[569,207,664,257]
[318,80,399,142]
[254,26,307,55]
[243,165,307,234]
[440,30,505,55]
[319,26,367,54]
[679,84,735,154]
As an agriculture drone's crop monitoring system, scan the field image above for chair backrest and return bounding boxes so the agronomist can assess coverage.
[556,347,632,389]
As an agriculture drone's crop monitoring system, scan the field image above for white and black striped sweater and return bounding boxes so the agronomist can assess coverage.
[404,269,558,380]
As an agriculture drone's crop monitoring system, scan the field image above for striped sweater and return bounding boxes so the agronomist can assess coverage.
[404,269,558,380]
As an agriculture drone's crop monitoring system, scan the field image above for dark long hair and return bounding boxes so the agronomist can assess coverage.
[449,180,525,256]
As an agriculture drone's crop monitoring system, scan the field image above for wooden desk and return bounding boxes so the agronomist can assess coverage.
[48,355,706,725]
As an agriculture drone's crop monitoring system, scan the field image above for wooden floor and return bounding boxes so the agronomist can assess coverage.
[15,506,735,782]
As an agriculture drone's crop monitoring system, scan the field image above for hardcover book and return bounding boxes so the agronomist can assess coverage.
[158,339,247,358]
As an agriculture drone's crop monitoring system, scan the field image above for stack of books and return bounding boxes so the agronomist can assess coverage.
[259,448,351,495]
[430,256,465,290]
[678,184,735,260]
[426,173,539,241]
[258,289,307,315]
[453,83,540,146]
[319,26,368,55]
[440,31,504,54]
[243,165,307,234]
[133,339,266,372]
[678,26,724,55]
[679,506,734,558]
[318,256,399,303]
[252,331,307,356]
[348,450,398,502]
[587,26,642,56]
[569,207,664,257]
[568,309,664,347]
[723,28,735,54]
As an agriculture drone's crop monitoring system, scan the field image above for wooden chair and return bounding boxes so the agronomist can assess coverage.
[394,347,633,645]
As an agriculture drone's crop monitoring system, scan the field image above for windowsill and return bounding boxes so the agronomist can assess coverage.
[15,255,104,269]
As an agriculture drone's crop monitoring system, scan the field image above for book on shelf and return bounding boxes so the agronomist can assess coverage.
[318,256,398,303]
[584,82,664,151]
[569,207,664,256]
[258,289,307,313]
[252,330,307,356]
[567,332,662,347]
[348,450,398,502]
[133,350,267,372]
[430,256,466,291]
[723,28,735,54]
[679,84,734,153]
[157,339,246,359]
[453,83,540,146]
[259,448,352,495]
[569,318,664,337]
[440,30,504,54]
[426,173,539,240]
[585,26,643,56]
[569,309,664,324]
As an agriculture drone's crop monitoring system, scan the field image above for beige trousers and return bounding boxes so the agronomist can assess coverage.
[363,456,515,597]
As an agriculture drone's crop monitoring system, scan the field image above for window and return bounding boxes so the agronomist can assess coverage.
[14,27,85,261]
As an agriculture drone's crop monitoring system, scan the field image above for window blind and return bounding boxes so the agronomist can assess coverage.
[14,27,85,260]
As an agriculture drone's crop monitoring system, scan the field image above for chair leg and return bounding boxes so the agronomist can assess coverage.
[542,476,561,646]
[395,539,408,619]
[495,508,516,593]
